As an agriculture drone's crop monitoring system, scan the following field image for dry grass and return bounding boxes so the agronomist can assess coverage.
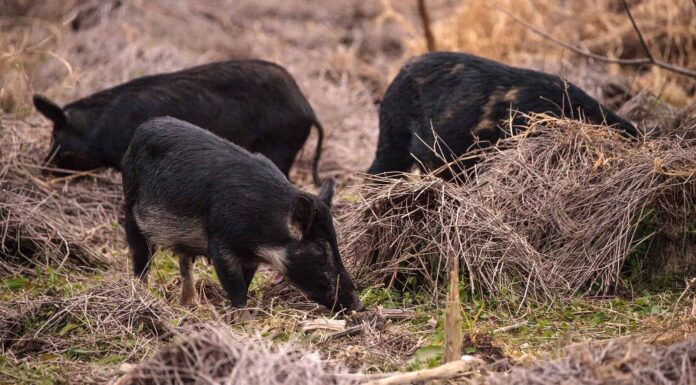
[481,336,696,385]
[114,322,359,385]
[1,278,175,362]
[421,0,696,107]
[0,113,122,276]
[340,115,696,301]
[617,89,679,134]
[666,100,696,140]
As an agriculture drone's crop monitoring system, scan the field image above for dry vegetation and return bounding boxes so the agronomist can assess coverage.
[481,336,696,385]
[1,0,696,384]
[423,0,696,107]
[114,323,359,385]
[341,115,696,301]
[0,114,122,276]
[1,278,175,361]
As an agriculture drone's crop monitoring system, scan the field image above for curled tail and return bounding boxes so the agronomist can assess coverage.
[311,119,324,187]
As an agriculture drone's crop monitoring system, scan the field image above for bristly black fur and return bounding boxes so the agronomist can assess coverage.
[368,51,639,179]
[122,117,362,312]
[34,59,325,186]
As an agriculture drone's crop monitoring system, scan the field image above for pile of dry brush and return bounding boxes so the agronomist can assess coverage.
[0,114,123,276]
[114,323,359,385]
[483,336,696,385]
[0,278,175,362]
[340,110,696,301]
[113,322,696,385]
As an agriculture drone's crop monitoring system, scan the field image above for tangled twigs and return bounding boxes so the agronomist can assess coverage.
[114,323,359,385]
[340,115,696,301]
[485,337,696,385]
[0,114,123,275]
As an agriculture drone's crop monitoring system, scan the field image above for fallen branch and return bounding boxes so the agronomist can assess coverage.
[362,358,484,385]
[377,308,416,320]
[300,319,346,332]
[323,324,364,341]
[493,320,529,334]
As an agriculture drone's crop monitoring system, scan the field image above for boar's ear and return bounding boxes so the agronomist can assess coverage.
[33,94,65,125]
[318,178,335,207]
[289,194,315,237]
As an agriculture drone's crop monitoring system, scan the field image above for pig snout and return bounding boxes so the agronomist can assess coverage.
[338,287,365,312]
[349,299,366,312]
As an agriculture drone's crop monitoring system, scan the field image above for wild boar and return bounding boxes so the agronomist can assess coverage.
[33,59,325,185]
[368,51,639,179]
[122,117,363,312]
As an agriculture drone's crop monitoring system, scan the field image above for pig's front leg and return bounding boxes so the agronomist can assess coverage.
[208,240,248,308]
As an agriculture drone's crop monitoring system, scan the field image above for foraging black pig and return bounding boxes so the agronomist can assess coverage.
[368,52,639,178]
[122,117,363,312]
[33,59,325,185]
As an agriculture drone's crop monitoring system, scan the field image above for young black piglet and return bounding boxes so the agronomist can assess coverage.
[121,117,363,312]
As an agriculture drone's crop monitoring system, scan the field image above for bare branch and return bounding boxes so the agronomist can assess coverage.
[363,359,484,385]
[492,2,696,79]
[417,0,436,51]
[493,4,648,65]
[621,0,654,62]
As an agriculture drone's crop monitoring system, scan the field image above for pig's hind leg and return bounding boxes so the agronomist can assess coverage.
[125,211,153,283]
[179,255,197,307]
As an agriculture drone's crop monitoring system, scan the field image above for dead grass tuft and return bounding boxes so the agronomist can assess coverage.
[0,278,176,361]
[483,336,696,385]
[340,115,696,301]
[617,89,678,134]
[665,100,696,140]
[114,322,359,385]
[0,114,122,275]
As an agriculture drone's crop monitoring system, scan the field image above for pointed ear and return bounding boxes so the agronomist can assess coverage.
[289,195,315,238]
[33,94,65,125]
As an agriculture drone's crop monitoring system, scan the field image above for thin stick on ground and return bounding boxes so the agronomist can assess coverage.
[443,241,462,363]
[362,359,483,385]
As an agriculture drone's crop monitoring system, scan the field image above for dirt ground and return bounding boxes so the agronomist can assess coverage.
[1,0,695,384]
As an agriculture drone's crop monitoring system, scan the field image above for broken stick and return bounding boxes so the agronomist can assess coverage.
[362,358,484,385]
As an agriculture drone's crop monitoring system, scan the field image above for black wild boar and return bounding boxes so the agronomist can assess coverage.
[33,59,325,185]
[368,52,639,178]
[122,117,363,312]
